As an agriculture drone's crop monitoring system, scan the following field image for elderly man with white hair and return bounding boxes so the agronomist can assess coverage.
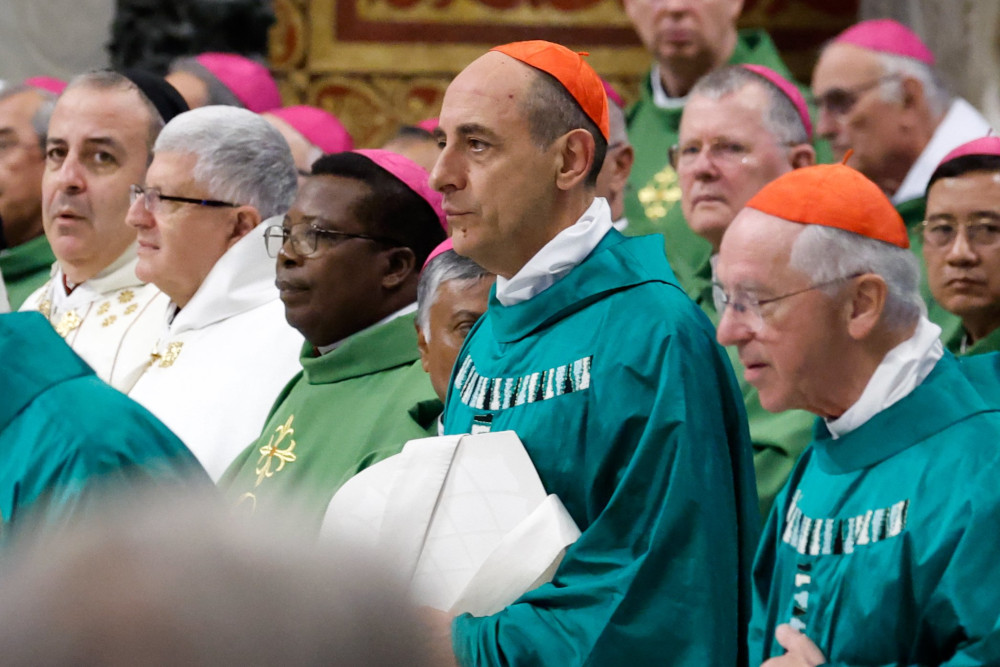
[715,163,1000,666]
[125,105,302,480]
[812,19,994,348]
[415,239,494,407]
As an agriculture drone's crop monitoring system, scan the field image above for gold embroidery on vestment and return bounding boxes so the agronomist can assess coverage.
[101,315,118,327]
[118,289,135,304]
[124,303,138,315]
[55,311,82,337]
[637,165,682,221]
[255,415,297,486]
[97,301,110,315]
[38,299,52,319]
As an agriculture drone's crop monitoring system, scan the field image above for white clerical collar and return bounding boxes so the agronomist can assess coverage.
[825,316,943,438]
[892,98,993,204]
[316,301,417,355]
[495,197,613,306]
[649,64,688,110]
[611,215,629,232]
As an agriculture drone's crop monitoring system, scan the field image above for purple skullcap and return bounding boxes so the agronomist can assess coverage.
[740,64,813,141]
[937,136,1000,168]
[354,149,447,231]
[416,117,439,133]
[194,52,282,113]
[24,76,66,95]
[601,79,624,109]
[422,237,454,271]
[266,105,354,154]
[833,19,935,66]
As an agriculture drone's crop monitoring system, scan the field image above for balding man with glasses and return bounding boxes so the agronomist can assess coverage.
[219,149,446,533]
[812,19,993,349]
[125,105,302,480]
[715,162,1000,667]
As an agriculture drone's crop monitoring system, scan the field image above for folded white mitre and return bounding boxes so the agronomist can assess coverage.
[321,430,580,616]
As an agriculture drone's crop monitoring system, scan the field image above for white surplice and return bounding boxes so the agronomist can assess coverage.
[127,222,303,480]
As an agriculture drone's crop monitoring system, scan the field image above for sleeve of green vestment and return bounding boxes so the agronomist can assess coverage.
[450,325,758,666]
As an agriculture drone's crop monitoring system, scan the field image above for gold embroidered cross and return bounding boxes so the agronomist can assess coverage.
[255,415,297,486]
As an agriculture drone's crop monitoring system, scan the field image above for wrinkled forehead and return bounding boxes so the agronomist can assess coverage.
[49,85,151,142]
[813,43,884,90]
[680,86,772,141]
[717,208,804,286]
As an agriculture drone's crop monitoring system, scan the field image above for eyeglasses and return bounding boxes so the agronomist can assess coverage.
[264,222,403,258]
[813,74,901,117]
[921,218,1000,249]
[668,139,799,171]
[713,273,863,332]
[129,184,240,213]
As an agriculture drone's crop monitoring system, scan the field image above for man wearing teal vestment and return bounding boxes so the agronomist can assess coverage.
[0,312,209,543]
[430,40,759,667]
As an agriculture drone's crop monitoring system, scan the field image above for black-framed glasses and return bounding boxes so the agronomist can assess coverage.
[813,74,901,117]
[264,222,403,258]
[129,184,240,213]
[921,218,1000,249]
[713,272,864,332]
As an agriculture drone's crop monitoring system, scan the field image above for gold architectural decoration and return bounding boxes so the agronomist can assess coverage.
[255,415,298,486]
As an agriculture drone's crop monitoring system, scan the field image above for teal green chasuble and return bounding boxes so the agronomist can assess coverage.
[444,232,760,666]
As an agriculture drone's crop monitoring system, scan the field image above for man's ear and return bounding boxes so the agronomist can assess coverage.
[554,128,595,191]
[846,273,888,340]
[229,207,262,246]
[611,144,635,188]
[416,319,431,373]
[789,143,816,169]
[381,246,418,290]
[900,76,926,112]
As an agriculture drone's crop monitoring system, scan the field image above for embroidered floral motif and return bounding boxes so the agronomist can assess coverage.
[97,301,111,315]
[54,311,82,337]
[118,289,135,304]
[124,303,138,315]
[255,415,297,485]
[149,341,185,368]
[637,165,682,221]
[38,299,52,319]
[101,315,118,327]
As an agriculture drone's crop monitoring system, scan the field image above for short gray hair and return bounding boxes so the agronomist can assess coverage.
[875,52,951,119]
[154,105,297,218]
[689,66,810,146]
[416,249,493,338]
[168,57,245,107]
[0,85,56,150]
[789,224,924,331]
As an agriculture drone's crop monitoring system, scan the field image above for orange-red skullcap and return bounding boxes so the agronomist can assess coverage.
[745,164,909,248]
[490,40,610,141]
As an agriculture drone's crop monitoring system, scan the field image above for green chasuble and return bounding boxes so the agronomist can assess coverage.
[688,256,813,521]
[898,196,965,350]
[750,353,1000,666]
[962,325,1000,356]
[0,234,55,310]
[624,29,830,293]
[0,312,210,544]
[444,232,760,666]
[219,312,441,534]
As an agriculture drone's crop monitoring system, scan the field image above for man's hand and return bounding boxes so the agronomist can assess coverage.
[419,606,460,667]
[761,624,827,666]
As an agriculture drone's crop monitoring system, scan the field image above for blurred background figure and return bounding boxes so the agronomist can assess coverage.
[594,81,634,231]
[382,124,442,174]
[167,52,281,112]
[263,105,354,182]
[0,488,431,667]
[0,83,57,309]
